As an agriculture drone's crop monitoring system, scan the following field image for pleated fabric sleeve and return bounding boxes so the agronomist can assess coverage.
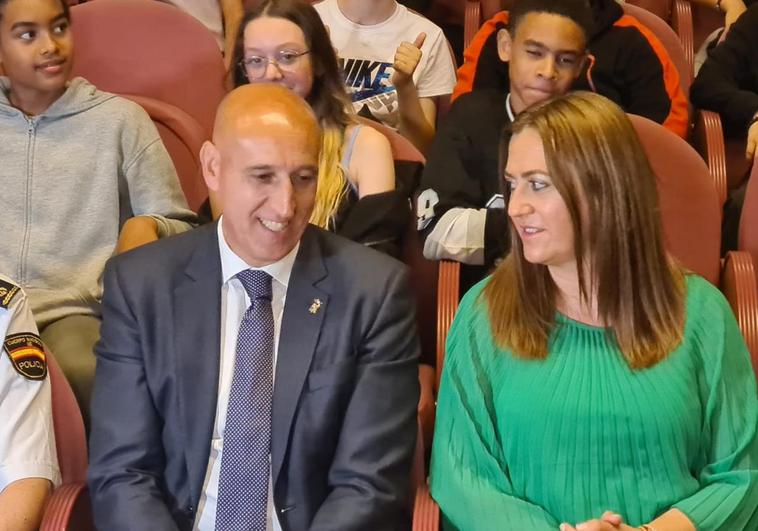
[429,282,559,530]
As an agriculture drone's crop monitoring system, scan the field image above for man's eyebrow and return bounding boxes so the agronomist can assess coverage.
[291,164,318,173]
[522,39,582,55]
[522,39,547,49]
[245,165,274,172]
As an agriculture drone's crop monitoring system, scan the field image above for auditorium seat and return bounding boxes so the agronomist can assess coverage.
[70,0,227,137]
[622,3,730,203]
[40,348,93,531]
[728,158,758,375]
[626,0,694,72]
[122,95,209,212]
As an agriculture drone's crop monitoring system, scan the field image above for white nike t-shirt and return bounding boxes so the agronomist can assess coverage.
[314,0,456,128]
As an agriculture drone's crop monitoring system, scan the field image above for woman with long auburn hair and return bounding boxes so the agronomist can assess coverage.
[430,92,758,531]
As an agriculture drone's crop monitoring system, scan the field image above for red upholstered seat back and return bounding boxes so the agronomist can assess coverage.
[70,0,227,136]
[47,347,87,484]
[629,114,721,284]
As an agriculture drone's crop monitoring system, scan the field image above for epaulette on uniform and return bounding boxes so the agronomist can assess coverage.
[0,277,20,310]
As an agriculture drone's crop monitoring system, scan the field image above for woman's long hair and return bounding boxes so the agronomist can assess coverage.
[231,0,354,229]
[483,91,685,369]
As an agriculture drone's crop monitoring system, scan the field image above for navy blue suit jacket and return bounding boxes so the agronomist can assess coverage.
[87,223,420,530]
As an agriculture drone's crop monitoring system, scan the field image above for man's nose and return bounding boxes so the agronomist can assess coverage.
[536,56,558,80]
[270,180,295,219]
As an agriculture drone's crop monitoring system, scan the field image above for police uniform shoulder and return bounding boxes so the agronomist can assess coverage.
[0,274,22,310]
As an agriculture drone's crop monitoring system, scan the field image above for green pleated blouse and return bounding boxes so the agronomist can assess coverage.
[430,274,758,531]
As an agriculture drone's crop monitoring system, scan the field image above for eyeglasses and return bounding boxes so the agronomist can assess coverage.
[239,49,311,79]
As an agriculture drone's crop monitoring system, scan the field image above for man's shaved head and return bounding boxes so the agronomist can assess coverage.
[212,83,321,150]
[201,83,322,267]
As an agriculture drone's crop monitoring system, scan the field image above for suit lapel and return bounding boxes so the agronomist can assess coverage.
[173,223,223,505]
[271,226,328,484]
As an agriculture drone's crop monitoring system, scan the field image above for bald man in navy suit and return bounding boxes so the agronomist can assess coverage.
[87,84,420,531]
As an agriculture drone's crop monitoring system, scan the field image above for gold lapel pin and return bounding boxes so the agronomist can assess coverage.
[309,298,322,315]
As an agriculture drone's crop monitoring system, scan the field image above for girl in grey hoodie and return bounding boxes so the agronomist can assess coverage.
[0,0,197,421]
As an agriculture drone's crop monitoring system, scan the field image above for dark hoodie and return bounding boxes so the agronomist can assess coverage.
[452,0,689,137]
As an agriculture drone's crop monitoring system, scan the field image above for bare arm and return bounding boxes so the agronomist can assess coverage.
[348,126,395,198]
[116,216,159,254]
[393,33,437,153]
[0,478,52,531]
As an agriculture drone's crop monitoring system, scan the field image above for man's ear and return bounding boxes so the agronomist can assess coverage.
[200,140,221,193]
[497,28,513,63]
[575,53,591,81]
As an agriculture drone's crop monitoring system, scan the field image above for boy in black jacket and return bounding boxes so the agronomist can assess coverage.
[453,0,689,138]
[416,0,590,289]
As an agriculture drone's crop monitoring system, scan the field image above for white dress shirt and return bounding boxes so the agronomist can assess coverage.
[194,218,299,531]
[0,275,60,492]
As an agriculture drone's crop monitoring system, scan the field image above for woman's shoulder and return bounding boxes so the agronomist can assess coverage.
[681,273,748,363]
[350,123,392,153]
[448,277,493,337]
[683,273,733,325]
[345,123,395,193]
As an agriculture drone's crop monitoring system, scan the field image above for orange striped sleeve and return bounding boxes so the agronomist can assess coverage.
[614,15,690,139]
[452,11,510,102]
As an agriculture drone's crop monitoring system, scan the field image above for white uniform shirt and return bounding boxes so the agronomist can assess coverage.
[315,0,457,128]
[194,218,299,531]
[0,275,60,492]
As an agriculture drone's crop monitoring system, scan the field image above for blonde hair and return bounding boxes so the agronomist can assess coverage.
[310,123,350,229]
[483,91,685,369]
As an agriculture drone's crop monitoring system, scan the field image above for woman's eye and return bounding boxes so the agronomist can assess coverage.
[530,180,548,191]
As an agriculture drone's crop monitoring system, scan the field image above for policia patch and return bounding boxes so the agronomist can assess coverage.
[0,278,20,309]
[3,333,47,380]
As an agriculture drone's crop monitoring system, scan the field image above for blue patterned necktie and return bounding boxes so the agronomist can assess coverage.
[215,270,274,531]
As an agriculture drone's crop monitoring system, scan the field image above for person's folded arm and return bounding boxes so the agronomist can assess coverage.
[417,95,494,265]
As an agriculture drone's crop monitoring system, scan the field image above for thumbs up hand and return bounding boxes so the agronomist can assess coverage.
[391,32,426,88]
